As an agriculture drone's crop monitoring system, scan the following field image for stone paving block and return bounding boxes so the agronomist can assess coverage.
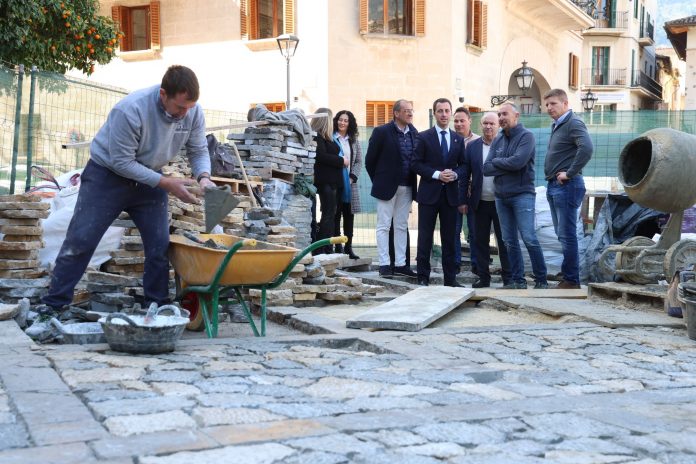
[104,410,197,437]
[521,412,627,439]
[281,451,346,464]
[196,393,270,408]
[354,429,427,448]
[0,423,30,450]
[90,397,195,421]
[301,377,383,399]
[345,396,431,412]
[142,370,203,383]
[414,422,506,446]
[29,419,109,446]
[192,407,285,426]
[450,453,547,464]
[60,367,145,387]
[138,442,295,464]
[83,389,156,403]
[552,437,635,454]
[0,442,94,464]
[263,401,357,419]
[1,366,71,393]
[151,382,201,397]
[202,418,334,446]
[399,442,466,459]
[92,429,217,460]
[12,391,95,425]
[448,383,523,401]
[542,450,634,463]
[286,432,383,455]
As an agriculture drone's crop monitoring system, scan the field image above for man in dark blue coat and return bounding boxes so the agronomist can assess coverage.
[460,112,511,288]
[365,99,418,277]
[412,98,467,287]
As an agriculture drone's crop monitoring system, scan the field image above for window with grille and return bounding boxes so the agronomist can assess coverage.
[111,1,160,52]
[467,0,487,48]
[568,53,579,89]
[240,0,295,40]
[365,101,395,127]
[359,0,425,36]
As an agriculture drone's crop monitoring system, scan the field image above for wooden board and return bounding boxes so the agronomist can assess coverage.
[470,286,588,301]
[346,286,474,331]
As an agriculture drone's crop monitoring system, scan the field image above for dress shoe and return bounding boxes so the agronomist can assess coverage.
[393,265,417,277]
[556,280,581,289]
[472,279,490,288]
[534,281,549,289]
[378,265,393,277]
[444,281,462,287]
[417,279,429,286]
[344,245,360,260]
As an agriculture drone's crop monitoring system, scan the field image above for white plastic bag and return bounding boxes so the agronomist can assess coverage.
[38,169,124,270]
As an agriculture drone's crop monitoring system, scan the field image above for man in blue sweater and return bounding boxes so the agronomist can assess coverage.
[483,103,548,289]
[27,65,215,340]
[543,89,593,289]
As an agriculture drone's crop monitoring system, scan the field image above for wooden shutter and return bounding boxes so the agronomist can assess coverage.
[480,2,487,48]
[415,0,425,36]
[249,0,258,40]
[149,1,160,50]
[240,0,248,39]
[568,53,579,88]
[376,104,386,126]
[366,102,375,127]
[359,0,368,34]
[473,1,482,47]
[111,5,127,50]
[283,0,295,34]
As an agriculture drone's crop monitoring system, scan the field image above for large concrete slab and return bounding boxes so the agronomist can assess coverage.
[490,296,685,328]
[470,286,587,301]
[346,286,474,331]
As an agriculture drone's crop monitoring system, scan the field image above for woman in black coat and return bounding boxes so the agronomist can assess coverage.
[312,107,344,254]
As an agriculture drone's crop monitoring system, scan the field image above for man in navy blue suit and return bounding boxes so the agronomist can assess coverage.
[365,99,419,278]
[460,112,512,288]
[411,98,467,287]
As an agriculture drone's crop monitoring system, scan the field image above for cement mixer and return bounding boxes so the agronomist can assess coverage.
[599,128,696,284]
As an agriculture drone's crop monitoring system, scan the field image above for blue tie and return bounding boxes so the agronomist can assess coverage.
[440,130,448,161]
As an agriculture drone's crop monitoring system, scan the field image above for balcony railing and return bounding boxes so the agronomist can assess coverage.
[631,70,662,100]
[640,21,655,41]
[593,10,628,29]
[570,1,597,17]
[581,68,627,86]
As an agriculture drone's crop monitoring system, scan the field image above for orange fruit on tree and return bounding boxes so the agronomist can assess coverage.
[94,34,101,39]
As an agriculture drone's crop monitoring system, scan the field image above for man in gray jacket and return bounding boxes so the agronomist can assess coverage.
[27,65,215,340]
[543,89,593,289]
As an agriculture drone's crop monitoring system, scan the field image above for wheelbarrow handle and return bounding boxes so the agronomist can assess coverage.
[242,239,257,247]
[329,236,348,245]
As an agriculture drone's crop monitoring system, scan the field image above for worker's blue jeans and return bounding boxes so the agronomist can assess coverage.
[42,161,170,309]
[547,176,586,284]
[496,193,548,284]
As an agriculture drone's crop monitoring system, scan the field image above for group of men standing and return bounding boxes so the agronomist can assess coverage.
[365,89,593,289]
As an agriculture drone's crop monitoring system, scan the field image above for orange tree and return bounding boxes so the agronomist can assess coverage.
[0,0,121,75]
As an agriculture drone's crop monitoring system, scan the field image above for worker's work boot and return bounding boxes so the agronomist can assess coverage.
[25,305,62,342]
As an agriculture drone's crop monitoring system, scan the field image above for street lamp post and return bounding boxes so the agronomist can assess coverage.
[490,60,535,107]
[276,34,300,110]
[580,88,598,112]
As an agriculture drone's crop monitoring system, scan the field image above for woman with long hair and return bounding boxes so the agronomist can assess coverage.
[311,108,343,254]
[332,110,362,259]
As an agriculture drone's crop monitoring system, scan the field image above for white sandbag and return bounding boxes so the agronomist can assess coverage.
[37,169,124,270]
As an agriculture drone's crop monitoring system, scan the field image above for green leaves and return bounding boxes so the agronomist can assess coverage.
[0,0,120,75]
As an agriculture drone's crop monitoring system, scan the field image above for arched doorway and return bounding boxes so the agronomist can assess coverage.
[505,65,551,114]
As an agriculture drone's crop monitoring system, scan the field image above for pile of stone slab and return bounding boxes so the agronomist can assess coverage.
[0,194,49,304]
[249,253,383,308]
[85,270,137,312]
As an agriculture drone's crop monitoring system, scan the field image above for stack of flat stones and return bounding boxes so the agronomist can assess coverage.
[228,125,316,179]
[85,270,136,312]
[249,253,383,308]
[103,212,147,277]
[261,180,313,249]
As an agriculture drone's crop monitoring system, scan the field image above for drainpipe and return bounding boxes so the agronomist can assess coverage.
[25,66,37,193]
[9,64,24,195]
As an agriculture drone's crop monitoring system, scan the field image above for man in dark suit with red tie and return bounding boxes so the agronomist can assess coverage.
[412,98,467,287]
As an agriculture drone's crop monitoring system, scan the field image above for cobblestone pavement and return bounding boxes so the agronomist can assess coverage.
[1,315,696,463]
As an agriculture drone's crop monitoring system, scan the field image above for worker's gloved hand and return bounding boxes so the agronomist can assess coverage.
[158,176,198,203]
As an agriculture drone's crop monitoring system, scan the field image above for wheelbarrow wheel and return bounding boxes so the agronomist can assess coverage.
[180,291,206,331]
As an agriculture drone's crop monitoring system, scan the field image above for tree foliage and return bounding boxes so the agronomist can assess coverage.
[0,0,122,75]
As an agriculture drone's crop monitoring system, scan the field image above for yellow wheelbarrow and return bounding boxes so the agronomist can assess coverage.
[168,234,347,337]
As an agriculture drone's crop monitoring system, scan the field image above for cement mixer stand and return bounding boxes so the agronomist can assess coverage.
[599,128,696,284]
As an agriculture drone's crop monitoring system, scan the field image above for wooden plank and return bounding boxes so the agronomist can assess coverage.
[346,286,474,331]
[470,286,588,301]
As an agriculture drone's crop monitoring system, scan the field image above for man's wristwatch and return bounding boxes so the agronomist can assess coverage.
[197,173,211,182]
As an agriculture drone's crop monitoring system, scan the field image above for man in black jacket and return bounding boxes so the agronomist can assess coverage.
[543,89,593,289]
[365,100,418,277]
[412,98,467,286]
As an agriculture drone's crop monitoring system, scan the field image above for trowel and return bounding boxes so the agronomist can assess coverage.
[204,185,241,233]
